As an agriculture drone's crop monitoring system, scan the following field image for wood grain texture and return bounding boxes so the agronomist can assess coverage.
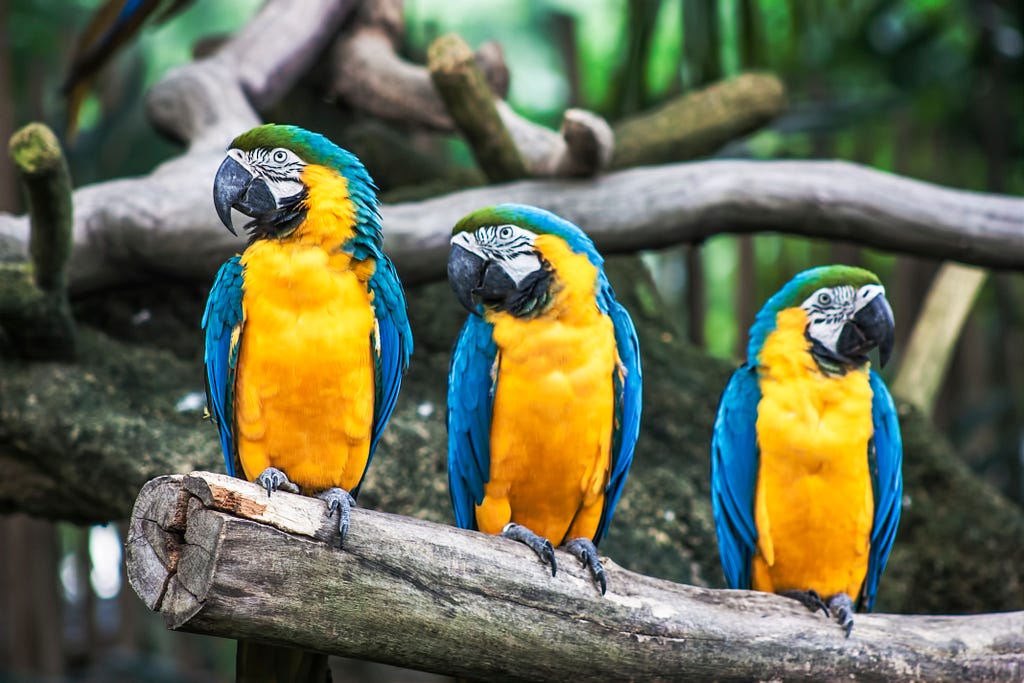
[2,159,1023,296]
[127,471,1024,683]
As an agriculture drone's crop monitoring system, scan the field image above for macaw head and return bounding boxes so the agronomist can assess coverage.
[750,265,895,370]
[447,203,602,317]
[213,124,380,250]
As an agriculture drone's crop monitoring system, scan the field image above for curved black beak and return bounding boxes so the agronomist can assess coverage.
[213,155,276,235]
[837,293,895,367]
[448,243,483,313]
[448,243,516,314]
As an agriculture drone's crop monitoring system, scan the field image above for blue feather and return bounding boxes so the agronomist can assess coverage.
[447,314,498,530]
[361,254,413,497]
[710,364,761,589]
[594,273,642,544]
[862,369,903,611]
[446,205,640,545]
[201,256,244,477]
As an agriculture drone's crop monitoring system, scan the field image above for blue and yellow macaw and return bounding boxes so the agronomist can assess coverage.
[711,265,902,635]
[202,124,412,541]
[62,0,195,138]
[202,124,411,682]
[446,204,641,593]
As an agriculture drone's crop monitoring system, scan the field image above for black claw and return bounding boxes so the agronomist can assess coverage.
[781,589,831,617]
[501,523,557,577]
[828,593,856,638]
[318,488,355,549]
[564,537,608,595]
[255,467,299,497]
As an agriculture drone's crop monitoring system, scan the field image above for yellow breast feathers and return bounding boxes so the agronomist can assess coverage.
[475,236,617,544]
[752,307,875,598]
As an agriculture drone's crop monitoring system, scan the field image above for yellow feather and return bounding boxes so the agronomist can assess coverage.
[233,165,377,493]
[475,236,616,544]
[753,307,875,598]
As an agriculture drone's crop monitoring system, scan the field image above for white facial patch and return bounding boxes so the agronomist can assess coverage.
[800,285,856,355]
[855,283,886,313]
[228,147,307,203]
[453,224,542,286]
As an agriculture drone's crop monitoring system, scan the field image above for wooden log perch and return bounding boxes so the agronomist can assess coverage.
[127,471,1024,683]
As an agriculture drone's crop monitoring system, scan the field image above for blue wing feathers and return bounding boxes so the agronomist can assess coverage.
[202,256,244,477]
[447,314,498,530]
[710,365,761,590]
[862,370,903,611]
[363,254,413,495]
[594,279,641,544]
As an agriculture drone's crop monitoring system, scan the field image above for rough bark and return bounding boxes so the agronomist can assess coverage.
[126,471,1024,683]
[2,160,1023,296]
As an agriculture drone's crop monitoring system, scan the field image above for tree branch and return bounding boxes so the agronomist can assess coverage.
[1,123,76,359]
[127,471,1024,683]
[1,160,1022,295]
[428,34,529,182]
[610,72,785,169]
[328,0,510,130]
[892,263,989,416]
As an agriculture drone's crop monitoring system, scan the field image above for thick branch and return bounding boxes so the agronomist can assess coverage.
[146,0,356,148]
[329,0,509,130]
[610,72,786,169]
[2,160,1022,295]
[332,17,612,176]
[428,34,529,182]
[127,471,1024,683]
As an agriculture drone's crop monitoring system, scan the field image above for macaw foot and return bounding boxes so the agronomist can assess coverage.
[563,537,607,595]
[318,488,356,549]
[254,467,300,497]
[828,592,856,637]
[780,589,831,617]
[501,523,557,577]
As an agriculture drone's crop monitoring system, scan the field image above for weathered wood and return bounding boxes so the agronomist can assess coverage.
[2,159,1023,296]
[127,471,1024,683]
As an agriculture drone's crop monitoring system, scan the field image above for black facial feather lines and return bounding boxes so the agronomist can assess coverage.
[247,148,304,182]
[805,285,855,325]
[475,224,534,261]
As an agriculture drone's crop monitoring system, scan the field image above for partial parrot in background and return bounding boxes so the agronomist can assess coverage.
[446,204,641,594]
[711,265,902,635]
[62,0,195,139]
[202,123,411,681]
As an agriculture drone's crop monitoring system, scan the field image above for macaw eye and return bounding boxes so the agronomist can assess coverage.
[272,149,288,163]
[818,292,832,306]
[498,226,514,240]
